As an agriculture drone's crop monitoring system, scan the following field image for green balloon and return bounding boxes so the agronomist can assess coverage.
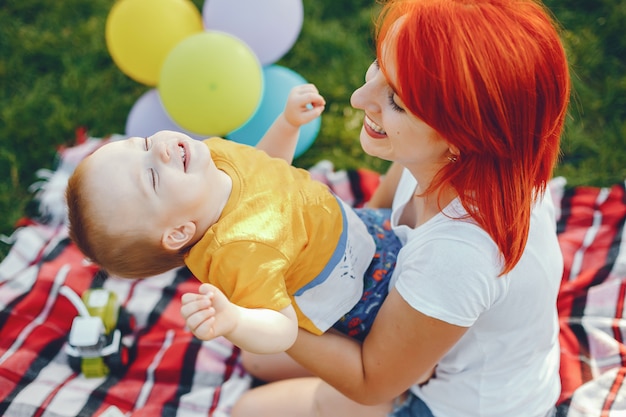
[158,31,263,135]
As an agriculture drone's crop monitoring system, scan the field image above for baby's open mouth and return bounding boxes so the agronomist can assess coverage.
[179,144,187,170]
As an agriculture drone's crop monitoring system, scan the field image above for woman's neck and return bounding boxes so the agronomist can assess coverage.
[402,184,457,229]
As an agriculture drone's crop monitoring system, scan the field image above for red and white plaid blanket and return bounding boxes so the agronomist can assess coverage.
[0,134,624,416]
[553,178,626,416]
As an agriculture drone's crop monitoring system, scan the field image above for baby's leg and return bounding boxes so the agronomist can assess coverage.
[241,351,311,382]
[231,377,392,417]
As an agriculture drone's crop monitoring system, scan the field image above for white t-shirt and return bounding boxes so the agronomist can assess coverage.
[390,169,562,417]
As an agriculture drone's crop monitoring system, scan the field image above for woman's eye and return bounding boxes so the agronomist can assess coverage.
[388,92,404,112]
[144,137,150,150]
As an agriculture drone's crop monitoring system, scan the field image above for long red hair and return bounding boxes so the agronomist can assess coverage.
[377,0,570,274]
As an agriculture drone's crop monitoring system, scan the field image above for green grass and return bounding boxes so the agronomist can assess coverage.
[1,0,625,261]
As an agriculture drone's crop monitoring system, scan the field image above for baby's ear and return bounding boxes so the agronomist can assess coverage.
[161,222,196,251]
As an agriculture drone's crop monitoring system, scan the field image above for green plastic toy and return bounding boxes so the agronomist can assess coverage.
[61,286,133,378]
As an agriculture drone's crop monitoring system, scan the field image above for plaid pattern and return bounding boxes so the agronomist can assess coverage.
[0,223,250,417]
[552,178,626,416]
[1,135,625,415]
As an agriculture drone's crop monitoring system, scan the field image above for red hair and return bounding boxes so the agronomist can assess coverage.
[377,0,570,273]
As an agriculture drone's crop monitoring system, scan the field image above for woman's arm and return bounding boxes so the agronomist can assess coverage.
[365,162,404,209]
[287,288,468,405]
[255,84,325,164]
[181,283,299,354]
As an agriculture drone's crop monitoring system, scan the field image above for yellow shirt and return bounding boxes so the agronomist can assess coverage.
[185,138,375,334]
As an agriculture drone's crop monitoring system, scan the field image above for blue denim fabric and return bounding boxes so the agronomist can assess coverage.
[388,392,558,417]
[388,392,435,417]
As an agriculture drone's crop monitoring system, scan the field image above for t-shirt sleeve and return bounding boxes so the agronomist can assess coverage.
[394,233,504,327]
[206,241,292,312]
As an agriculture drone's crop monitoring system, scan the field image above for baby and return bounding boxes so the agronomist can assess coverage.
[66,84,378,354]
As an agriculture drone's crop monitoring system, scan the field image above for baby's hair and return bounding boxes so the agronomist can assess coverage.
[66,159,186,278]
[377,0,570,274]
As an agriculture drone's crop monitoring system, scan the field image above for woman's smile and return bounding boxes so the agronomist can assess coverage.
[364,115,387,139]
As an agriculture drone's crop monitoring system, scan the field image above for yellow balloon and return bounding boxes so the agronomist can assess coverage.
[158,31,263,135]
[105,0,203,86]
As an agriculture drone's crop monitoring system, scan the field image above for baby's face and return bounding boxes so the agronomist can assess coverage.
[83,130,223,238]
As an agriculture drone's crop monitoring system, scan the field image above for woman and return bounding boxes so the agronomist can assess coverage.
[229,0,571,415]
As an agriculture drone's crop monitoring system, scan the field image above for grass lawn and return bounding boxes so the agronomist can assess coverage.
[1,0,625,260]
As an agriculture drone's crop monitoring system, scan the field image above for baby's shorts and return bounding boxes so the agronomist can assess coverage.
[388,392,435,417]
[332,208,401,341]
[387,391,558,417]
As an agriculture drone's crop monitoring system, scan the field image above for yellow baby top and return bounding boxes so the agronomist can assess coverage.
[185,138,375,335]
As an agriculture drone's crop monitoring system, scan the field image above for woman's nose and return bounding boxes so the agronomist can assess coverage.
[351,81,380,114]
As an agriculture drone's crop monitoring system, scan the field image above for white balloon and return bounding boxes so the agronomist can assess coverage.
[125,89,206,140]
[202,0,303,66]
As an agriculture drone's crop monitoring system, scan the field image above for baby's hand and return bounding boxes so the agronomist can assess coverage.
[283,84,326,128]
[180,283,239,341]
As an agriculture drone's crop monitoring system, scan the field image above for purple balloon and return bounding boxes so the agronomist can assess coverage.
[125,89,206,139]
[202,0,303,66]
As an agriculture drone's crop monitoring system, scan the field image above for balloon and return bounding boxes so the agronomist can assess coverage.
[105,0,203,86]
[203,0,303,66]
[125,89,205,140]
[158,31,263,136]
[228,65,320,158]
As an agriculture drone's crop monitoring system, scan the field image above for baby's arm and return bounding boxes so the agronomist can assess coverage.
[255,83,325,164]
[180,283,298,354]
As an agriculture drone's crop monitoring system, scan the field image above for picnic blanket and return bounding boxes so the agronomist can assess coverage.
[0,132,625,416]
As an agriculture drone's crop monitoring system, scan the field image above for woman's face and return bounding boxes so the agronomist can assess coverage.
[350,50,452,177]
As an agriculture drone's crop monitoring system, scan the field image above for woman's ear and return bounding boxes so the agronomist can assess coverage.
[161,222,196,251]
